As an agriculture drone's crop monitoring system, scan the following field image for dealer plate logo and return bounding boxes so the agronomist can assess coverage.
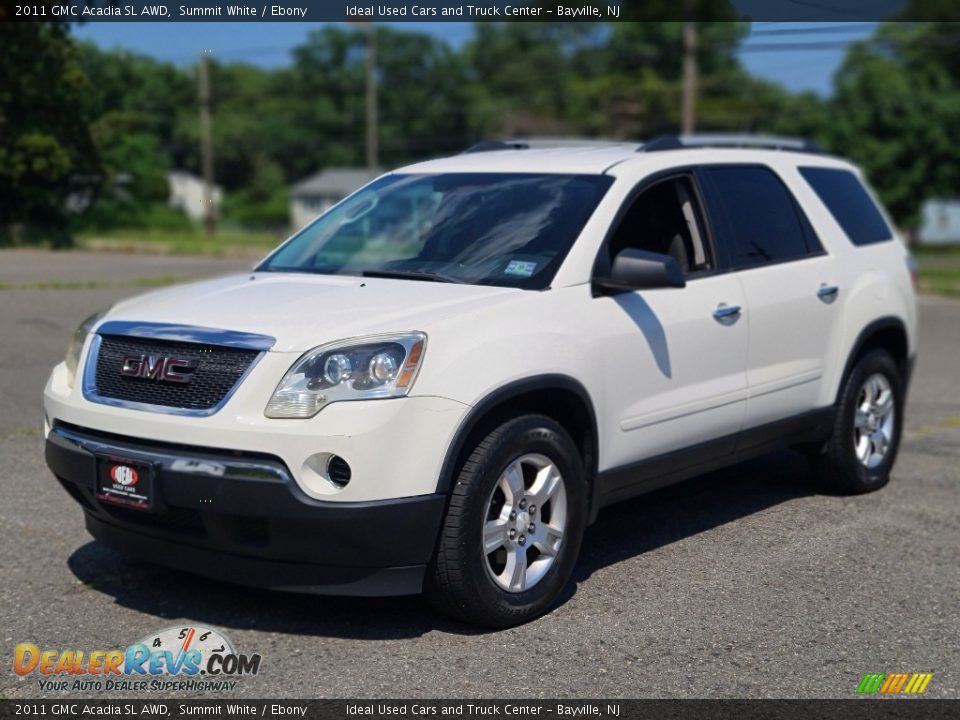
[109,464,138,486]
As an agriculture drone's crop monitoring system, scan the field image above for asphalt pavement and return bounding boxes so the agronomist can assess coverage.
[1,249,957,699]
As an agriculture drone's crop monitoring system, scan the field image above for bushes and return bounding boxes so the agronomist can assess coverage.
[220,158,289,230]
[0,222,73,249]
[74,202,193,234]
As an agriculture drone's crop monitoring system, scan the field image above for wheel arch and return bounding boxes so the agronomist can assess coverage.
[836,317,911,403]
[435,375,599,497]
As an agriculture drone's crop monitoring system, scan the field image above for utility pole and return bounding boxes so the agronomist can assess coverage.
[681,16,698,135]
[198,49,216,236]
[365,23,379,173]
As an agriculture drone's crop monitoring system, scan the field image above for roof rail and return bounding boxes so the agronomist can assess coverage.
[463,137,639,154]
[639,133,824,154]
[463,140,530,154]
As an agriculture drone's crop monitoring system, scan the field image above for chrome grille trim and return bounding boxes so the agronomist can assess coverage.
[82,322,275,417]
[95,321,276,351]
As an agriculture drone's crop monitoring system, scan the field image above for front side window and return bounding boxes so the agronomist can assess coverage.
[607,175,713,275]
[259,173,613,290]
[702,166,819,269]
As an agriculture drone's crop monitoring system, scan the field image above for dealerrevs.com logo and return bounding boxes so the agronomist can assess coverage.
[14,626,261,693]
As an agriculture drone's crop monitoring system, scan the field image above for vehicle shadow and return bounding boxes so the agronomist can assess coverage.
[68,449,823,639]
[611,292,672,378]
[569,450,823,588]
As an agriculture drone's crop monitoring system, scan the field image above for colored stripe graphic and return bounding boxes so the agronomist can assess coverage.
[859,672,933,694]
[904,673,934,694]
[881,673,911,693]
[857,673,886,694]
[893,673,910,693]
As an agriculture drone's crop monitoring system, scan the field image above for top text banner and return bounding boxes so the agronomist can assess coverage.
[1,0,933,22]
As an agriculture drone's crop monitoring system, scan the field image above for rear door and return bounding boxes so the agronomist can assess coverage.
[698,164,842,430]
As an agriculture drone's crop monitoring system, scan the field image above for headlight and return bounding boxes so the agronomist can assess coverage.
[265,333,427,419]
[65,309,109,389]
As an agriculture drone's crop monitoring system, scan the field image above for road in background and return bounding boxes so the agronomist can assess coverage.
[1,251,957,698]
[0,250,252,436]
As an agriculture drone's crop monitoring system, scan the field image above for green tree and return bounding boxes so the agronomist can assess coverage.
[461,21,750,139]
[0,19,98,245]
[377,28,471,161]
[827,23,960,234]
[284,26,470,175]
[75,42,195,167]
[77,110,174,230]
[221,156,289,229]
[173,60,278,192]
[464,23,593,135]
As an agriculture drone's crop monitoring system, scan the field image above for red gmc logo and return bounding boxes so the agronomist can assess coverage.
[120,354,196,383]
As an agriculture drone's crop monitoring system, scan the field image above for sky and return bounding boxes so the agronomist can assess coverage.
[74,21,877,97]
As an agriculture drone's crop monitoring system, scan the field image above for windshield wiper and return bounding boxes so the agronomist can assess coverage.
[361,269,467,284]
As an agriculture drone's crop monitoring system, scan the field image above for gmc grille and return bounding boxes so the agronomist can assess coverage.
[92,335,259,411]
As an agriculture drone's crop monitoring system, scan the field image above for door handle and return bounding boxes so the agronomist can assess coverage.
[817,284,840,302]
[713,304,742,323]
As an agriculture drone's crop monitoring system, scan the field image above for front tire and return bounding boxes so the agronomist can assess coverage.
[426,414,587,628]
[816,349,904,493]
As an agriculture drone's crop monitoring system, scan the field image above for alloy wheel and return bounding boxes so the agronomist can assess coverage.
[853,373,896,469]
[482,453,568,593]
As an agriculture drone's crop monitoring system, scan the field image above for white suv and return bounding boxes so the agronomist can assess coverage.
[44,135,917,627]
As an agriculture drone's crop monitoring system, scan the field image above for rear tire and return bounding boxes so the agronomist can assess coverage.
[425,414,587,628]
[815,349,904,493]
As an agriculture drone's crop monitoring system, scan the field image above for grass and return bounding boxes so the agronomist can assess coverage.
[34,229,960,299]
[0,275,200,291]
[913,244,960,257]
[907,414,960,440]
[915,252,960,298]
[2,425,42,440]
[75,226,283,258]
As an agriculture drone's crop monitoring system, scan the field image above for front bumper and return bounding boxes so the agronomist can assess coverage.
[44,359,469,503]
[46,424,447,596]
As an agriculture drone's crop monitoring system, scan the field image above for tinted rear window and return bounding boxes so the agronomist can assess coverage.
[799,167,893,246]
[702,166,819,269]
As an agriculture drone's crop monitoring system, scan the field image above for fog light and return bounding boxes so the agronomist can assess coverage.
[327,455,352,487]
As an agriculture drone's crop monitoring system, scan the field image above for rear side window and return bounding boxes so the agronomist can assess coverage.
[701,166,819,269]
[799,167,893,246]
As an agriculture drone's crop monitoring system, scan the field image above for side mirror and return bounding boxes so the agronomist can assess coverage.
[594,249,686,293]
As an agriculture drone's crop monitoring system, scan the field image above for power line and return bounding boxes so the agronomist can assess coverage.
[748,23,876,36]
[741,32,960,52]
[741,41,866,52]
[96,25,881,66]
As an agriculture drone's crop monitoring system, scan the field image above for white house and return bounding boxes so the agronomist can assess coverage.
[167,170,222,222]
[289,168,381,230]
[918,199,960,246]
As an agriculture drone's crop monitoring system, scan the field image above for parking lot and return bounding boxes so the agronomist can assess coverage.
[1,249,957,699]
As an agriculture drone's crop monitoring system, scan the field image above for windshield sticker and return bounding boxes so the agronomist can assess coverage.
[504,260,538,277]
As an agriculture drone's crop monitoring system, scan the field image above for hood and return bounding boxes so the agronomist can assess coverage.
[103,272,521,352]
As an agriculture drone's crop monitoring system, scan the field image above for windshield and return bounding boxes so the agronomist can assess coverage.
[258,173,613,289]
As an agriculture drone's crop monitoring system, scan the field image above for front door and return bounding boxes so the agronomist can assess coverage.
[594,174,749,474]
